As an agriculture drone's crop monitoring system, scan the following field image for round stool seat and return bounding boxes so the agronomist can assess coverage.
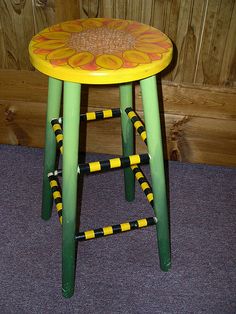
[29,18,172,84]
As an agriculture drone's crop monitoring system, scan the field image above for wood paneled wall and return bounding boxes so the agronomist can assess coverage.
[0,0,235,166]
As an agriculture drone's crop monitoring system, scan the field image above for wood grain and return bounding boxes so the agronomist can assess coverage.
[0,70,235,166]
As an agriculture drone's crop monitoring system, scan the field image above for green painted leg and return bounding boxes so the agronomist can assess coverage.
[62,81,81,298]
[140,76,171,271]
[120,83,135,202]
[42,77,62,220]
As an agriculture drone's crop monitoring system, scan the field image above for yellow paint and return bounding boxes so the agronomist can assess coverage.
[128,111,136,120]
[129,155,141,165]
[53,191,61,199]
[135,172,144,180]
[59,217,63,224]
[141,131,147,141]
[56,134,63,142]
[86,112,96,120]
[147,193,154,202]
[56,203,63,210]
[89,161,101,172]
[50,180,57,188]
[110,158,121,168]
[29,18,173,84]
[85,230,95,240]
[134,121,143,130]
[103,109,113,118]
[103,226,113,235]
[120,222,131,232]
[52,124,61,132]
[141,182,150,191]
[137,219,148,228]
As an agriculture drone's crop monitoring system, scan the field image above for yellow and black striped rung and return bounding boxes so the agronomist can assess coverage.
[48,173,63,224]
[77,153,149,174]
[51,119,63,154]
[125,107,147,145]
[131,165,154,208]
[81,108,121,121]
[75,217,157,241]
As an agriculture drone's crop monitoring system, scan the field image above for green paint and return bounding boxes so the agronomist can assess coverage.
[42,77,62,220]
[62,81,81,298]
[120,83,135,202]
[140,75,171,271]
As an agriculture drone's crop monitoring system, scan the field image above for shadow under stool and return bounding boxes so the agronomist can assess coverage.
[29,18,173,298]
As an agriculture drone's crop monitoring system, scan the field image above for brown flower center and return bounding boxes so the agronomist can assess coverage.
[68,27,136,55]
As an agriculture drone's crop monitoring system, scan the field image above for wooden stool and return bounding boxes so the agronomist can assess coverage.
[29,18,173,298]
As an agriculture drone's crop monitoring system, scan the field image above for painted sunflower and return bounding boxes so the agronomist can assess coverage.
[31,18,172,71]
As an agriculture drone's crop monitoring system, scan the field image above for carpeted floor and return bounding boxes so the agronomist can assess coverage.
[0,144,235,313]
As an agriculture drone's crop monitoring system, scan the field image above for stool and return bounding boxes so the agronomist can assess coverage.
[29,18,173,298]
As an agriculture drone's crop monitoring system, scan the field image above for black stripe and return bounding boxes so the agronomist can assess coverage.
[121,156,130,168]
[54,197,62,205]
[77,233,86,241]
[143,188,153,196]
[146,217,157,226]
[51,186,59,194]
[78,163,90,174]
[54,129,62,136]
[112,108,121,117]
[99,159,111,171]
[137,125,145,135]
[57,140,63,148]
[131,166,139,175]
[140,154,149,164]
[51,119,59,126]
[95,111,104,120]
[130,220,139,230]
[125,107,133,114]
[137,177,146,185]
[112,224,122,234]
[57,210,62,217]
[94,228,104,238]
[80,113,87,121]
[131,116,139,124]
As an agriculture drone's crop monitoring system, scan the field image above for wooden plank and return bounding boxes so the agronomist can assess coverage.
[1,98,235,167]
[194,0,236,86]
[32,0,55,33]
[219,1,236,87]
[0,0,35,70]
[0,70,235,166]
[0,70,235,120]
[55,0,80,22]
[79,0,99,18]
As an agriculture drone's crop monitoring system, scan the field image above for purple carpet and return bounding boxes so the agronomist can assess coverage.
[0,144,235,313]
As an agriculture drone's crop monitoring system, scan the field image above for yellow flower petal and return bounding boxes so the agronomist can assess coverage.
[41,31,71,41]
[81,19,103,29]
[34,40,66,50]
[135,43,167,53]
[96,54,123,70]
[127,24,151,36]
[47,47,76,60]
[61,22,83,33]
[107,20,130,30]
[137,33,167,43]
[68,52,94,67]
[123,50,151,64]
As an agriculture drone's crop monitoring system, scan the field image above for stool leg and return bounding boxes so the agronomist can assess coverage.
[42,77,62,220]
[120,83,135,202]
[140,75,171,271]
[62,81,81,298]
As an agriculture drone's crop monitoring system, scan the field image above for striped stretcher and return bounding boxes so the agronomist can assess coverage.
[53,153,149,176]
